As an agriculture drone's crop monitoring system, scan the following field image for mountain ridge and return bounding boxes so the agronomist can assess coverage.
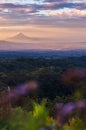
[8,33,30,39]
[7,33,39,43]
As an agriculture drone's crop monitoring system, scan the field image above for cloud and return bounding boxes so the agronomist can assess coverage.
[0,0,85,27]
[0,1,85,11]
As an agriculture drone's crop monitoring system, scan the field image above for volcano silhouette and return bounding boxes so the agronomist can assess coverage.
[7,33,36,43]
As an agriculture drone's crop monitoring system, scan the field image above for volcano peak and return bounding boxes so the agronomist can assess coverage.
[7,33,31,43]
[13,33,29,38]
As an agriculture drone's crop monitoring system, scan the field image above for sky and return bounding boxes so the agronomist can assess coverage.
[0,0,86,44]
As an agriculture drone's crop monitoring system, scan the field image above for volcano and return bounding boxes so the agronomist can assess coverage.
[7,33,37,43]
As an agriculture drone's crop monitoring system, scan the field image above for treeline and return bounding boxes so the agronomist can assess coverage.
[0,56,86,130]
[0,56,86,101]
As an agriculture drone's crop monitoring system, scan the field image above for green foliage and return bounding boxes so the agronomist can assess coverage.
[0,100,86,130]
[0,57,86,129]
[63,118,86,130]
[33,100,48,124]
[0,101,55,130]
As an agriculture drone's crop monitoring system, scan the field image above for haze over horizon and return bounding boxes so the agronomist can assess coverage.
[0,0,86,50]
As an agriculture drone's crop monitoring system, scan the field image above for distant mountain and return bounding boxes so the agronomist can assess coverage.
[7,33,39,43]
[0,34,86,50]
[10,33,30,39]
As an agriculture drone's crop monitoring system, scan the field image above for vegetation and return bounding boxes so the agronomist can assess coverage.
[0,100,86,130]
[0,56,86,129]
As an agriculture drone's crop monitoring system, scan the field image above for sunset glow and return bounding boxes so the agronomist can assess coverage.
[0,0,86,49]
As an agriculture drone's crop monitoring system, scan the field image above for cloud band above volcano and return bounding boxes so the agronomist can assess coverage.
[0,0,85,27]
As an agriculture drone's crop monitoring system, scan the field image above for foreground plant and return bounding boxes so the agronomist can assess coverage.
[0,100,86,130]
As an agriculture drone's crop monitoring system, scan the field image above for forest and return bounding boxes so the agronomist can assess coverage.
[0,56,86,130]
